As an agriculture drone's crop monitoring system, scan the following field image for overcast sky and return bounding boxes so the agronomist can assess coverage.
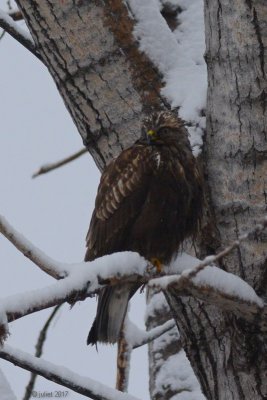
[0,4,148,398]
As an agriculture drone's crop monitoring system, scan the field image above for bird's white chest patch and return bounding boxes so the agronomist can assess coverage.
[154,152,161,168]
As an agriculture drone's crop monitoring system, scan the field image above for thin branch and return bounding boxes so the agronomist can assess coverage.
[0,345,141,400]
[150,269,267,327]
[0,9,41,60]
[116,318,177,391]
[32,148,87,178]
[23,305,62,400]
[132,319,176,349]
[0,214,68,279]
[183,216,267,281]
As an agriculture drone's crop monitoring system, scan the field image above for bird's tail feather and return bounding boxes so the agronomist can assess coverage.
[87,284,136,345]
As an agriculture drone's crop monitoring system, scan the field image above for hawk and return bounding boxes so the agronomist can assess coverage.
[85,111,203,345]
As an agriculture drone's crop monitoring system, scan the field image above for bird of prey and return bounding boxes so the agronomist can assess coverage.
[85,111,203,345]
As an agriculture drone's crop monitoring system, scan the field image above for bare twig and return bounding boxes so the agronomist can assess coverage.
[0,345,141,400]
[32,148,87,178]
[23,305,61,400]
[0,214,68,279]
[0,9,41,60]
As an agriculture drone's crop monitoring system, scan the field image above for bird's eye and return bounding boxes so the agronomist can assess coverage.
[158,127,169,135]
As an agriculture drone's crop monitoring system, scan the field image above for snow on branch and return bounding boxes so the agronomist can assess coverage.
[0,9,41,60]
[150,218,267,328]
[180,216,267,282]
[0,345,141,400]
[2,251,148,325]
[0,215,69,279]
[125,319,176,349]
[1,213,267,346]
[32,148,87,178]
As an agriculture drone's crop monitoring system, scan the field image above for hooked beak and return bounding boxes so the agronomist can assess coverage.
[147,129,156,144]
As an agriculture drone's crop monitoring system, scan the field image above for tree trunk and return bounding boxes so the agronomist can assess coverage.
[165,1,267,399]
[15,0,165,170]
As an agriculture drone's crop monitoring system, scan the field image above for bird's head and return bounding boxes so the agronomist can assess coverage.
[142,111,186,146]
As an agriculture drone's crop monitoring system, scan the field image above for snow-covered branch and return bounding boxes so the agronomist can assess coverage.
[2,252,148,325]
[149,218,267,326]
[182,217,267,281]
[1,214,267,346]
[116,318,177,392]
[0,215,68,279]
[126,319,176,349]
[150,265,266,326]
[32,148,87,178]
[0,345,141,400]
[0,9,40,60]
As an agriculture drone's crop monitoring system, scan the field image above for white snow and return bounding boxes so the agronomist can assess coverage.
[125,318,176,348]
[0,368,17,400]
[155,351,205,400]
[0,251,147,321]
[0,9,34,44]
[150,253,264,307]
[145,291,168,320]
[155,152,161,168]
[127,0,207,155]
[1,345,140,400]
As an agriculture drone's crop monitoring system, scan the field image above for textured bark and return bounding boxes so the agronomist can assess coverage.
[165,1,267,399]
[15,0,165,170]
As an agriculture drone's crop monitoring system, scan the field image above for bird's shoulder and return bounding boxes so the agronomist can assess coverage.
[94,143,156,221]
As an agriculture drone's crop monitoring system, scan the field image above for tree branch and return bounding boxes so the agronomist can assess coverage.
[0,345,141,400]
[32,148,87,178]
[131,319,177,349]
[150,268,267,328]
[22,305,62,400]
[2,252,149,325]
[1,214,267,344]
[0,9,41,60]
[182,216,267,282]
[116,318,132,393]
[0,214,68,279]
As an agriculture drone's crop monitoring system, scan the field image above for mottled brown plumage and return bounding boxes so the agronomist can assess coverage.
[86,111,203,345]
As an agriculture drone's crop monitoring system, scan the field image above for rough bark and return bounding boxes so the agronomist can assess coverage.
[165,1,267,399]
[15,0,166,170]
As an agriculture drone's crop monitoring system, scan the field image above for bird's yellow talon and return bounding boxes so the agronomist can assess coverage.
[151,258,163,273]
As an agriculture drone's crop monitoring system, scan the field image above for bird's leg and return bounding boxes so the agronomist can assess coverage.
[151,257,163,274]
